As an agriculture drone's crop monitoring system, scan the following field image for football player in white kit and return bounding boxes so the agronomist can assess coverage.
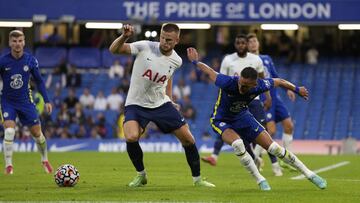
[109,23,215,187]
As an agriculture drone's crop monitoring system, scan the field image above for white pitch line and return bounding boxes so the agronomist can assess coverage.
[291,161,350,180]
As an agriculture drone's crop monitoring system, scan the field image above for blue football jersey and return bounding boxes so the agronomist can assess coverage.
[211,74,274,121]
[0,52,49,103]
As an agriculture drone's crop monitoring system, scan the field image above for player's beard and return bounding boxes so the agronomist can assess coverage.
[160,45,172,55]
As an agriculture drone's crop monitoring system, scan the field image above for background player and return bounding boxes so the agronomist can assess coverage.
[187,47,327,190]
[109,24,215,187]
[1,30,53,175]
[247,33,296,171]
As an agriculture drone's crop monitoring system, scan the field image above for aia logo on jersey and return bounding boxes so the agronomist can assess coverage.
[142,69,167,84]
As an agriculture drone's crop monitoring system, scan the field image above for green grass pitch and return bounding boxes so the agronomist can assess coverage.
[0,152,359,202]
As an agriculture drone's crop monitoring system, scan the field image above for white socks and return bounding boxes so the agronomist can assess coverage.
[232,139,266,184]
[32,133,48,162]
[3,128,15,167]
[268,142,314,178]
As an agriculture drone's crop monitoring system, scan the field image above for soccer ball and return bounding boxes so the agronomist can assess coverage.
[54,164,80,187]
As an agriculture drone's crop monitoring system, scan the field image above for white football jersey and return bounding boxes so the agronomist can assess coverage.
[125,40,182,108]
[220,52,265,100]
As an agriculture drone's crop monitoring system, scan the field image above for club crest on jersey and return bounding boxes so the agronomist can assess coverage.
[142,69,167,84]
[3,112,9,118]
[23,65,29,72]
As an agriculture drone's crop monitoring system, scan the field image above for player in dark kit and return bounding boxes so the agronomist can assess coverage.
[187,47,327,190]
[0,30,53,175]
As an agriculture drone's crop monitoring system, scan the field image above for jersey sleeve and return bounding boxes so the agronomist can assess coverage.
[129,40,150,55]
[219,56,230,75]
[252,78,274,94]
[215,74,236,90]
[30,56,50,103]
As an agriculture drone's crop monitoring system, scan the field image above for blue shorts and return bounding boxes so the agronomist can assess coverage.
[124,102,186,133]
[266,96,290,123]
[210,110,265,143]
[248,99,266,124]
[1,100,40,127]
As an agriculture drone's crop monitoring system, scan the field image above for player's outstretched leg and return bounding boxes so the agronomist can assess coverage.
[201,137,223,166]
[127,141,147,187]
[267,142,327,189]
[232,139,271,191]
[3,128,15,175]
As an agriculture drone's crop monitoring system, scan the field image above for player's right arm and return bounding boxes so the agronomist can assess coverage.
[273,78,309,100]
[187,47,218,82]
[109,24,134,54]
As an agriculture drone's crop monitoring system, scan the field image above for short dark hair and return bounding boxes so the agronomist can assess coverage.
[161,23,180,34]
[236,34,248,41]
[246,33,257,40]
[241,67,258,80]
[9,30,24,39]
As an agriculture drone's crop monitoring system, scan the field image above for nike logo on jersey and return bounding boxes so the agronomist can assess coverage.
[147,58,152,61]
[181,118,185,122]
[255,126,259,132]
[5,67,11,71]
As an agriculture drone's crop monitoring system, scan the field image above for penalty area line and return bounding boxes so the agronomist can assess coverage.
[291,161,350,180]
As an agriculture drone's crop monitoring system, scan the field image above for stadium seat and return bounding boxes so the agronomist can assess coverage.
[35,47,67,68]
[68,47,101,68]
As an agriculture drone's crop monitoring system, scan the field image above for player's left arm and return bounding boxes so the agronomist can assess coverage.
[30,57,52,114]
[273,78,309,100]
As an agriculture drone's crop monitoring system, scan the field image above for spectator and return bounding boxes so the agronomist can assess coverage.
[107,87,124,111]
[91,113,107,139]
[181,96,196,120]
[66,65,82,88]
[56,103,71,127]
[47,27,64,46]
[79,88,95,109]
[63,88,79,109]
[108,59,124,78]
[71,103,86,125]
[306,46,319,65]
[94,90,107,110]
[52,88,63,109]
[173,78,191,101]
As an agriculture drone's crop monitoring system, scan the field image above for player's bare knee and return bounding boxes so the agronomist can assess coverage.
[4,128,15,142]
[231,139,246,156]
[125,133,140,142]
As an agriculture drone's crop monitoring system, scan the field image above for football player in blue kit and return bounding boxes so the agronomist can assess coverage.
[248,33,297,171]
[187,47,327,190]
[0,30,53,175]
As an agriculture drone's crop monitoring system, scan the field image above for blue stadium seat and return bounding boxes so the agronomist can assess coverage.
[35,47,67,68]
[68,47,100,68]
